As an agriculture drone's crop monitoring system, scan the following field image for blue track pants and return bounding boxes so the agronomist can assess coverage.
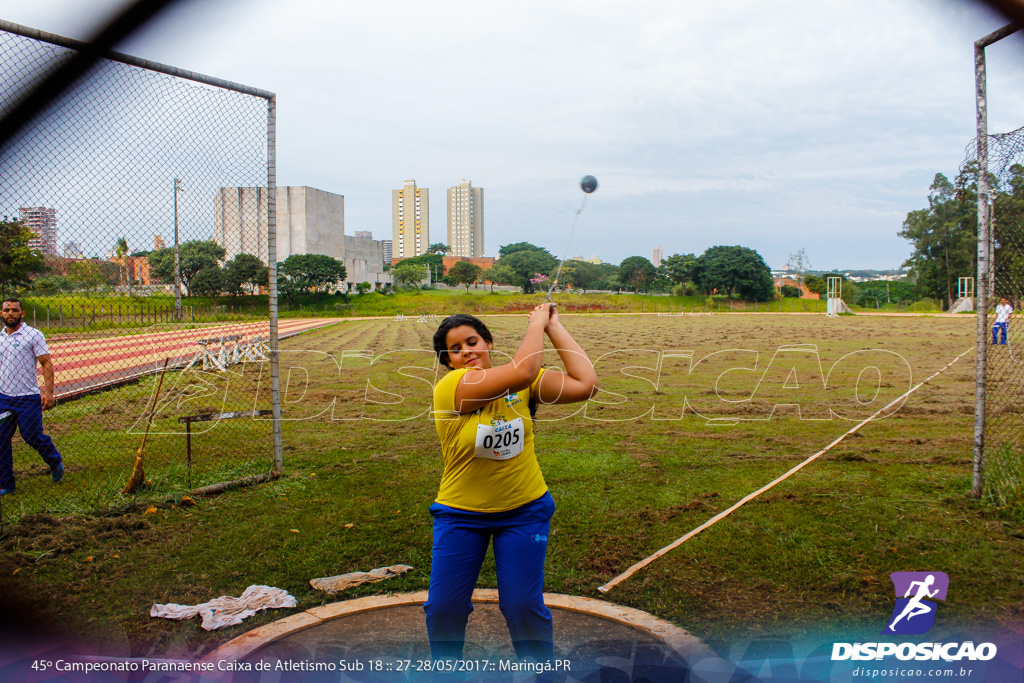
[0,393,63,492]
[424,491,555,662]
[993,322,1008,345]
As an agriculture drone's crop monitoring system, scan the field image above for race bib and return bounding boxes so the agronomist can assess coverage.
[474,417,525,460]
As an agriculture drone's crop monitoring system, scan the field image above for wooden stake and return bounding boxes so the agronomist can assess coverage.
[123,358,170,494]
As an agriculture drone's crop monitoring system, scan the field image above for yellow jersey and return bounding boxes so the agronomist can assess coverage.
[432,367,548,512]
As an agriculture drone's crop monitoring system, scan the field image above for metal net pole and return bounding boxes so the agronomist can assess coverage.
[971,23,1021,500]
[268,94,282,476]
[973,36,991,499]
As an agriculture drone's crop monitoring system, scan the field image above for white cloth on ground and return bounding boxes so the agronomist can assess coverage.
[310,565,414,594]
[150,584,297,631]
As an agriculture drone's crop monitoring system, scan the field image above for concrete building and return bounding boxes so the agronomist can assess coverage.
[652,246,664,268]
[214,186,389,288]
[62,241,83,259]
[447,180,484,258]
[153,235,166,250]
[19,206,57,255]
[392,179,428,259]
[354,230,373,239]
[381,239,393,265]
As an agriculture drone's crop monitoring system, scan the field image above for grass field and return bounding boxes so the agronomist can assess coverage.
[1,312,1020,661]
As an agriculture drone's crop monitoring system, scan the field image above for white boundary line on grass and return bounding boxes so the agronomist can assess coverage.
[598,345,975,593]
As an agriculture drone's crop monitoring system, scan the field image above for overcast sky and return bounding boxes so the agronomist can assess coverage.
[2,0,1022,270]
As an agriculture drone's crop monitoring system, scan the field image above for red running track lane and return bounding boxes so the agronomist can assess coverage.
[40,318,341,399]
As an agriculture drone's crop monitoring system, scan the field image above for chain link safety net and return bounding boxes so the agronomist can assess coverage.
[963,126,1024,511]
[0,26,281,524]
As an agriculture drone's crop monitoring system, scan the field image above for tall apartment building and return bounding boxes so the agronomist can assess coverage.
[652,246,664,268]
[447,180,484,258]
[392,179,428,259]
[19,206,58,255]
[381,240,393,265]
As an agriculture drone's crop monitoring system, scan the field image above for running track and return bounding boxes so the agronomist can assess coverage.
[46,318,340,399]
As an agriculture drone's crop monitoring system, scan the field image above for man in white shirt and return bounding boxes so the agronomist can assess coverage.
[993,298,1013,346]
[0,297,64,495]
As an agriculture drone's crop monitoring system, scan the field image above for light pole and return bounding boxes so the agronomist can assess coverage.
[173,178,184,320]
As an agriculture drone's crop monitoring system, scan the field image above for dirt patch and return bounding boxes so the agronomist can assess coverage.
[1,512,164,562]
[832,453,874,462]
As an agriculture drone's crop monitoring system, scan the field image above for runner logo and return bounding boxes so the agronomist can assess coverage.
[882,571,948,635]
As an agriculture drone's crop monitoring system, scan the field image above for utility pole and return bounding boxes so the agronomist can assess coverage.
[173,178,183,320]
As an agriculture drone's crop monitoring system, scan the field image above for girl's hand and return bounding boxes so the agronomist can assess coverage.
[528,302,553,328]
[546,303,561,330]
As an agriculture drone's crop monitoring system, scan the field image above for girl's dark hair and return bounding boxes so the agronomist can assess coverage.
[433,313,539,420]
[433,314,493,370]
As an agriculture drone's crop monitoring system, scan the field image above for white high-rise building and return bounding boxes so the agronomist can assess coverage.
[447,180,484,258]
[652,246,664,268]
[392,180,428,259]
[19,206,57,255]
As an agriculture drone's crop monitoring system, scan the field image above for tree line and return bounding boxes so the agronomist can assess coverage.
[900,163,1024,307]
[385,241,778,300]
[0,220,354,302]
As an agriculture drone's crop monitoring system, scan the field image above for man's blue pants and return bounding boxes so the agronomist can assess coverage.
[0,394,63,492]
[993,322,1008,345]
[424,492,555,662]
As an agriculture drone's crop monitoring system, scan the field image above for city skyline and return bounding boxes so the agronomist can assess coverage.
[3,1,1023,270]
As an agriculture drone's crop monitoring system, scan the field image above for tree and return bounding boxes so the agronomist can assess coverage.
[356,281,372,295]
[448,261,482,290]
[498,242,552,258]
[189,266,225,297]
[993,164,1024,291]
[497,249,558,293]
[0,218,46,297]
[397,253,445,281]
[114,236,131,295]
[697,245,775,301]
[593,263,622,292]
[807,273,850,301]
[786,248,812,288]
[67,260,110,294]
[480,264,515,292]
[804,274,826,297]
[898,172,977,307]
[427,243,451,255]
[32,275,71,295]
[147,240,226,294]
[392,261,429,290]
[277,254,346,299]
[618,256,658,293]
[780,284,802,298]
[548,260,600,293]
[223,253,269,295]
[661,253,701,286]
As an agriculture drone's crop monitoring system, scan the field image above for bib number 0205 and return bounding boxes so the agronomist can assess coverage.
[482,429,519,450]
[474,417,525,460]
